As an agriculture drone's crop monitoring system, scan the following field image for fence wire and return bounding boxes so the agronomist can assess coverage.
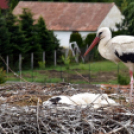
[0,82,134,134]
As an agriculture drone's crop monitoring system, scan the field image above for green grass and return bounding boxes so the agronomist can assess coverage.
[6,61,128,84]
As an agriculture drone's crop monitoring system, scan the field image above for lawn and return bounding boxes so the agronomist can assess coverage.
[6,60,129,84]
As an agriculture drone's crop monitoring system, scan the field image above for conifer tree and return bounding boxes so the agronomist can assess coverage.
[0,15,11,57]
[19,8,42,53]
[19,8,43,66]
[6,12,25,55]
[36,17,61,64]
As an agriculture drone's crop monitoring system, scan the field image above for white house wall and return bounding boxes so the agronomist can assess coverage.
[99,5,124,31]
[54,31,94,48]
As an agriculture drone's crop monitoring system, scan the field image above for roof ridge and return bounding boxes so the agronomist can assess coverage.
[19,1,115,4]
[13,1,117,31]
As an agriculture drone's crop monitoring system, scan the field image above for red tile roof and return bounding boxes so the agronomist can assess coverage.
[13,2,115,31]
[0,0,8,9]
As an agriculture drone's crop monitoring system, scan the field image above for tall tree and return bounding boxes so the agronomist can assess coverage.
[19,8,42,53]
[19,8,43,66]
[0,15,11,57]
[122,2,134,35]
[36,16,61,64]
[6,12,25,55]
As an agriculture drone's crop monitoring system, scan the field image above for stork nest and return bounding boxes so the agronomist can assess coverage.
[0,82,134,134]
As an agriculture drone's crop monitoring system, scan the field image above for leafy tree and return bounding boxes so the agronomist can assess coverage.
[122,2,134,35]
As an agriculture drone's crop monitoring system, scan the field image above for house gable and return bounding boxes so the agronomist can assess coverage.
[99,5,123,31]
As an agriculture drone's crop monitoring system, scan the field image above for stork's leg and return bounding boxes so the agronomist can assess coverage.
[129,70,133,102]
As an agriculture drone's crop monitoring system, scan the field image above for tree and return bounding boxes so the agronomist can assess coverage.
[19,8,43,66]
[0,15,11,57]
[36,16,61,64]
[122,2,134,35]
[19,8,42,53]
[6,12,25,54]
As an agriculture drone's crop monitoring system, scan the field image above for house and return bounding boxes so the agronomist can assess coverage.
[13,2,123,47]
[0,0,8,9]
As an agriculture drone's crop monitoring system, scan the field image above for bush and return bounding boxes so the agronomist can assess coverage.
[38,61,45,69]
[69,32,83,48]
[0,68,7,84]
[117,74,129,85]
[61,55,70,69]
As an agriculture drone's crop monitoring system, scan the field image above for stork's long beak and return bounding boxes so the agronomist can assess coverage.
[84,37,100,57]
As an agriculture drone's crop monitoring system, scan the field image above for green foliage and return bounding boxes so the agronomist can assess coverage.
[0,68,7,84]
[117,74,129,85]
[0,15,11,57]
[121,2,134,35]
[61,55,70,69]
[6,12,26,55]
[79,63,87,70]
[70,32,83,48]
[38,61,45,69]
[36,16,61,65]
[19,8,42,53]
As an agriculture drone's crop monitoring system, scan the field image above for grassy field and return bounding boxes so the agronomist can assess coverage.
[6,60,129,84]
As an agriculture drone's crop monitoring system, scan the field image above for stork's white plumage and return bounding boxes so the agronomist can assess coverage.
[43,93,116,109]
[84,27,134,102]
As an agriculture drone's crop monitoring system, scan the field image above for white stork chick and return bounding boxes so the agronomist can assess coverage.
[43,93,116,109]
[84,27,134,102]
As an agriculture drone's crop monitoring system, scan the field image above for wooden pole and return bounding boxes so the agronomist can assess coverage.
[19,54,22,81]
[54,50,56,66]
[31,53,34,82]
[43,51,45,62]
[6,55,9,73]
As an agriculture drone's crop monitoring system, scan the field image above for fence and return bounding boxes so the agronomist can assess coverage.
[0,82,133,133]
[0,51,129,85]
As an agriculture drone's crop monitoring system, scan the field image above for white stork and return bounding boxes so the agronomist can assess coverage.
[84,27,134,102]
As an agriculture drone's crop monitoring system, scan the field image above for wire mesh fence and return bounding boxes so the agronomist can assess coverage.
[0,51,130,85]
[0,82,134,134]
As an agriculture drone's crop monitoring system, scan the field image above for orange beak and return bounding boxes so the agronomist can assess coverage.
[84,37,100,57]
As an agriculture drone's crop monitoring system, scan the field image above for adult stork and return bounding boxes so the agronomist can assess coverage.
[84,27,134,102]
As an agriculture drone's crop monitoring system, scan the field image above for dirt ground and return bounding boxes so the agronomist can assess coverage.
[36,69,119,83]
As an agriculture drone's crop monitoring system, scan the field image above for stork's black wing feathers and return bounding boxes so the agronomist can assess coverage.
[115,51,134,63]
[49,97,61,104]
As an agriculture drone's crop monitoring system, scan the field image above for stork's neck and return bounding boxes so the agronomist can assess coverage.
[98,35,112,59]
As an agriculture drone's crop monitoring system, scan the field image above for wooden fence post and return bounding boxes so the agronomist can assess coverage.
[31,53,34,70]
[31,53,34,82]
[54,50,56,66]
[19,54,22,81]
[43,51,45,62]
[6,55,9,73]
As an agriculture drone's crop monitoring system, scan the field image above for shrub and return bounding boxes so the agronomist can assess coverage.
[69,32,83,48]
[38,61,45,69]
[117,74,129,85]
[0,68,7,84]
[61,55,70,69]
